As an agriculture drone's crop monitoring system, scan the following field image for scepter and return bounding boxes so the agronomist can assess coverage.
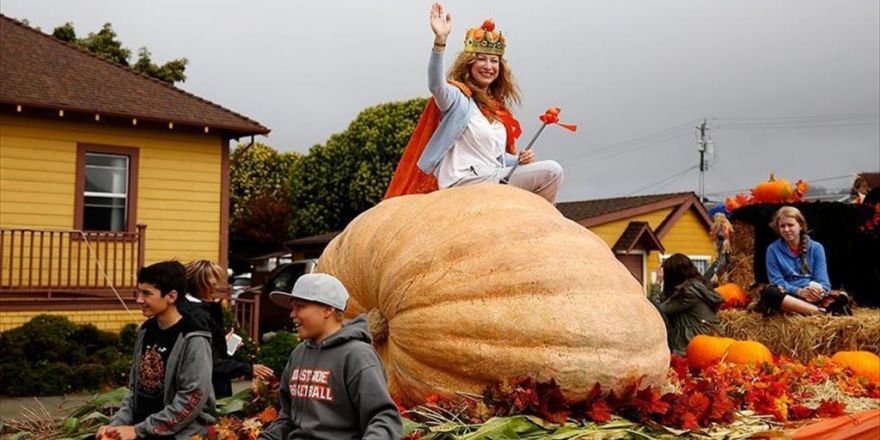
[500,107,577,185]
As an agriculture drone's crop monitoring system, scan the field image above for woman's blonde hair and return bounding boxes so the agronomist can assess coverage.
[770,206,811,274]
[448,51,521,121]
[852,175,868,195]
[185,260,224,300]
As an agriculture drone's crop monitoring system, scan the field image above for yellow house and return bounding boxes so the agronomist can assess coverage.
[0,15,269,331]
[557,192,715,292]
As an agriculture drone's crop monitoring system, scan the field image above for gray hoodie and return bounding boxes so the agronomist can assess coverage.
[111,316,216,439]
[259,315,402,440]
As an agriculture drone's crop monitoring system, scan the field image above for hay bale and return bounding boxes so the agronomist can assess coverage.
[719,308,880,362]
[727,220,756,290]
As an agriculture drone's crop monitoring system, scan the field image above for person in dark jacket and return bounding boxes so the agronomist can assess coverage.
[259,273,402,440]
[178,260,273,398]
[650,253,724,355]
[97,261,214,440]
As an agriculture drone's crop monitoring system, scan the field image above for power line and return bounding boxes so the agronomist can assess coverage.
[718,120,880,130]
[560,120,699,165]
[565,130,693,166]
[713,112,879,123]
[626,165,699,197]
[704,174,855,196]
[713,113,879,130]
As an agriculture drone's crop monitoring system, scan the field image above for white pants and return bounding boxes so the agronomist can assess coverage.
[450,160,564,204]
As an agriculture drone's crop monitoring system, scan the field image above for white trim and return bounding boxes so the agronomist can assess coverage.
[83,153,130,231]
[84,192,128,198]
[615,249,646,255]
[659,253,713,273]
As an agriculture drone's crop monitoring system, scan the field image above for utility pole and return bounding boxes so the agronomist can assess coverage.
[696,120,711,202]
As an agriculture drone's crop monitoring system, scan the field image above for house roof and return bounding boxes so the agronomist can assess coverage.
[248,251,292,263]
[860,172,880,190]
[0,14,269,137]
[285,231,342,247]
[612,221,665,254]
[557,191,711,238]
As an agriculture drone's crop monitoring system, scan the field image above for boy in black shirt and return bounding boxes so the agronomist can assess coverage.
[97,261,215,440]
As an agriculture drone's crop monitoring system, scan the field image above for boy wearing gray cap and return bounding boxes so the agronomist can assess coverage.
[259,273,402,440]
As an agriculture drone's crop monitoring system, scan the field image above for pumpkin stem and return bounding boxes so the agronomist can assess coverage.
[367,308,389,343]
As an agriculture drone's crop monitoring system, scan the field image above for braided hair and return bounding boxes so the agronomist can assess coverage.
[798,229,810,275]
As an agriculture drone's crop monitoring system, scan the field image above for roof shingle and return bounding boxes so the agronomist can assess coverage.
[0,15,269,136]
[557,192,693,221]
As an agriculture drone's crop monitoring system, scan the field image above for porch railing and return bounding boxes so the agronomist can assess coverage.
[232,292,261,342]
[0,225,146,296]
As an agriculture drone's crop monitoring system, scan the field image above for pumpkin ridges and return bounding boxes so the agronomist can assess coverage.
[388,336,658,403]
[716,283,749,308]
[725,340,773,366]
[751,172,794,204]
[831,351,880,383]
[390,297,659,350]
[687,335,737,369]
[385,345,488,404]
[318,184,670,405]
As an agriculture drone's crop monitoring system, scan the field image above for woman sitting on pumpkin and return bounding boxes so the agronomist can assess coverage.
[384,3,564,204]
[754,206,851,316]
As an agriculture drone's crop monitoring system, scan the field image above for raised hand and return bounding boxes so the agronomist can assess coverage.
[430,3,452,37]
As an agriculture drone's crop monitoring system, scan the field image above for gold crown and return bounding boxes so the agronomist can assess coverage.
[463,19,505,56]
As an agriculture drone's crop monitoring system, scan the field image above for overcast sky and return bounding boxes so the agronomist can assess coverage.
[3,0,878,202]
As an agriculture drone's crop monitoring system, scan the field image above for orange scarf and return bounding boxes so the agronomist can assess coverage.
[384,82,521,199]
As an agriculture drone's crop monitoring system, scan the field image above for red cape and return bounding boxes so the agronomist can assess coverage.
[384,82,520,199]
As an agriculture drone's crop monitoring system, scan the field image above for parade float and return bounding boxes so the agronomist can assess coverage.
[7,181,879,439]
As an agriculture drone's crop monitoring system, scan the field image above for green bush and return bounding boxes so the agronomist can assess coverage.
[256,331,299,373]
[74,363,113,391]
[40,361,75,395]
[120,323,139,353]
[3,315,82,364]
[0,315,131,396]
[220,305,258,363]
[72,323,120,354]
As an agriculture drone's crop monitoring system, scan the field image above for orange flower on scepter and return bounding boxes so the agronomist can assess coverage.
[539,107,577,132]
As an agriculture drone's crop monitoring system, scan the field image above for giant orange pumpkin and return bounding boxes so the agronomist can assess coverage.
[687,335,736,369]
[317,184,670,404]
[831,351,880,383]
[751,173,793,204]
[725,340,774,366]
[715,283,749,309]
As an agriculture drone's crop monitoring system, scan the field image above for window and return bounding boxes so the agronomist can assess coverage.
[75,144,139,232]
[659,254,712,274]
[84,154,129,231]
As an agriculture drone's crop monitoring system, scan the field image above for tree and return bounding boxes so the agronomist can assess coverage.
[229,143,301,271]
[51,22,188,84]
[288,97,428,237]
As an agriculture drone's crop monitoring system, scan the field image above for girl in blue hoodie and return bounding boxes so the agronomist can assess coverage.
[756,206,850,316]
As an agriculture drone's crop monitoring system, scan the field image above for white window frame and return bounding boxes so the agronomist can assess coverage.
[83,152,130,231]
[658,253,713,275]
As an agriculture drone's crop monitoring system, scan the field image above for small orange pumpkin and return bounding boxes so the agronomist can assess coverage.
[716,283,749,309]
[752,173,793,204]
[725,340,773,366]
[831,351,880,383]
[725,196,740,212]
[687,335,736,369]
